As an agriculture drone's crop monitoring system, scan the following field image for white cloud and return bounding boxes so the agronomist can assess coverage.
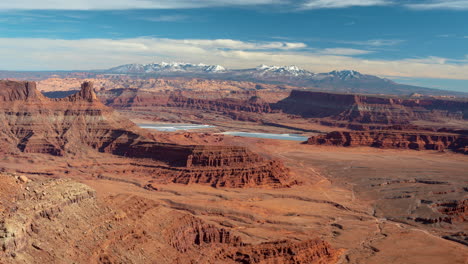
[179,39,307,50]
[140,15,188,22]
[0,37,467,80]
[301,0,392,9]
[405,0,468,10]
[318,48,373,55]
[403,56,448,65]
[1,0,468,10]
[0,0,285,10]
[340,39,405,47]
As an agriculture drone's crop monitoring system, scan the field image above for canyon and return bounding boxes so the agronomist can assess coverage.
[0,80,294,188]
[0,78,467,264]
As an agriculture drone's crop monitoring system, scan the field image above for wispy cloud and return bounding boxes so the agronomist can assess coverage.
[139,15,188,22]
[178,39,307,50]
[405,0,468,10]
[301,0,392,9]
[339,39,405,47]
[0,0,286,10]
[1,0,468,11]
[0,37,466,81]
[318,48,373,55]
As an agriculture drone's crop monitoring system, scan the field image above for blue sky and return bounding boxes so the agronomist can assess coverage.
[0,0,467,92]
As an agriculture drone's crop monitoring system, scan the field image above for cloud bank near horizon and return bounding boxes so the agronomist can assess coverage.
[0,37,466,81]
[1,0,467,10]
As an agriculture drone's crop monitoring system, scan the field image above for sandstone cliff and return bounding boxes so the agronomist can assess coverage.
[0,80,293,188]
[98,88,278,119]
[306,130,468,154]
[0,173,339,263]
[274,90,468,125]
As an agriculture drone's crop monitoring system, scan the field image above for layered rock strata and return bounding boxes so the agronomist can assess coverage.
[0,174,339,263]
[274,90,468,125]
[0,80,292,188]
[306,130,468,154]
[98,88,277,120]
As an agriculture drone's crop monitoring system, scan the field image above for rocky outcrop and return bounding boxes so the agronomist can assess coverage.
[165,214,340,264]
[306,130,468,154]
[412,199,467,225]
[0,174,338,263]
[0,176,96,255]
[110,142,293,188]
[436,200,467,223]
[275,90,468,125]
[98,88,275,117]
[169,160,292,188]
[0,80,293,188]
[166,215,243,252]
[0,80,144,156]
[223,239,339,264]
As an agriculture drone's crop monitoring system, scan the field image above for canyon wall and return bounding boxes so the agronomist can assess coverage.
[97,88,468,127]
[0,80,293,188]
[306,130,468,154]
[98,89,279,117]
[274,90,468,125]
[0,173,339,263]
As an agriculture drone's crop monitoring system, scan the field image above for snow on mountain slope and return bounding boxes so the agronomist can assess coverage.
[108,62,226,74]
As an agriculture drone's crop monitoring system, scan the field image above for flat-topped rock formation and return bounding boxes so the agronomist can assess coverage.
[98,89,278,120]
[274,90,468,125]
[306,130,468,154]
[0,80,293,188]
[96,88,468,131]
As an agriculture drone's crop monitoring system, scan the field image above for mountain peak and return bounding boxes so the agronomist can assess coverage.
[329,70,363,80]
[108,62,226,74]
[254,65,313,77]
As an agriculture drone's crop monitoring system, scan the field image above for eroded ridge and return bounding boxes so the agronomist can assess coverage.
[306,130,468,154]
[0,173,339,263]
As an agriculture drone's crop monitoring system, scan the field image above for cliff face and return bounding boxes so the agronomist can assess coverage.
[0,81,143,156]
[164,214,340,264]
[114,143,292,188]
[306,130,467,154]
[436,199,467,224]
[99,89,277,116]
[0,80,293,188]
[275,90,468,125]
[0,173,339,263]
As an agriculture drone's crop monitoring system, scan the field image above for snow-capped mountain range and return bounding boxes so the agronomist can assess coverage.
[106,62,376,81]
[109,62,226,74]
[253,64,315,77]
[104,62,462,96]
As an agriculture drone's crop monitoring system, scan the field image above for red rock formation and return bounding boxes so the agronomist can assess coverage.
[275,90,468,125]
[0,80,293,188]
[98,88,277,115]
[0,175,339,263]
[223,239,339,264]
[436,200,467,223]
[306,130,467,154]
[166,215,243,252]
[165,214,340,263]
[0,80,143,156]
[99,88,468,127]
